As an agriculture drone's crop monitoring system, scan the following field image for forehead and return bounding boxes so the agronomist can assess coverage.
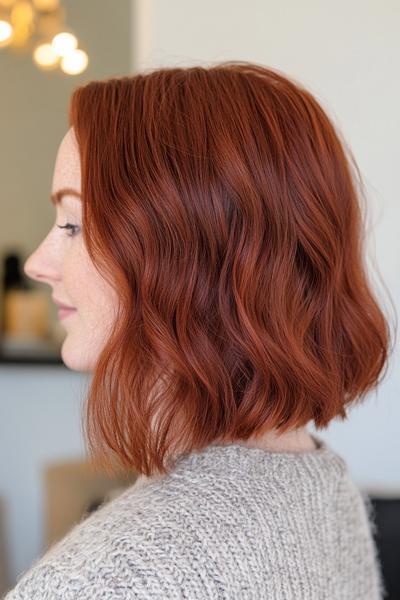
[52,127,81,195]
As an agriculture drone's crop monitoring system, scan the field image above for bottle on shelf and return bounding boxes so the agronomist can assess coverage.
[0,250,62,358]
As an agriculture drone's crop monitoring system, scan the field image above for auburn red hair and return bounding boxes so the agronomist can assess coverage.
[68,61,395,477]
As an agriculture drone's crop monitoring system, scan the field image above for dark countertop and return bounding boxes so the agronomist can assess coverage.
[0,352,64,365]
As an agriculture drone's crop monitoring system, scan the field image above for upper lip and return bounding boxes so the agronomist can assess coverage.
[52,297,76,310]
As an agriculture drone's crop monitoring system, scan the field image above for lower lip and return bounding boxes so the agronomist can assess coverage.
[58,308,77,320]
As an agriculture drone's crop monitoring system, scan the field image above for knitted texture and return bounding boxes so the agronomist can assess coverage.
[5,434,385,599]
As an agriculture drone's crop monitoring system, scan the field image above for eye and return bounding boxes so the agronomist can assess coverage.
[57,223,80,237]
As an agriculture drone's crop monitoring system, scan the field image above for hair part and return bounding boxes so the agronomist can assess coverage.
[69,61,396,477]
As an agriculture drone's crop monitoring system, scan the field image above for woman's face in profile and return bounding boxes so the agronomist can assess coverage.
[24,127,119,372]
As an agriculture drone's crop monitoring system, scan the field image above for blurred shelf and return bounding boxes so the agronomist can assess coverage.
[0,352,64,365]
[0,337,64,365]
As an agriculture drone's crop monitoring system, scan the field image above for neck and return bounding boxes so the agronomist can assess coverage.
[213,426,317,454]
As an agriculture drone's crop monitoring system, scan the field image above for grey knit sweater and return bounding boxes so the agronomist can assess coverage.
[5,434,385,599]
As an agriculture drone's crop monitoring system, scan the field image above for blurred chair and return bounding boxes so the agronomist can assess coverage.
[43,457,138,548]
[369,495,400,600]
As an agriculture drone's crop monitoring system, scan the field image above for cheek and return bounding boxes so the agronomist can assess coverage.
[68,247,119,325]
[82,273,119,325]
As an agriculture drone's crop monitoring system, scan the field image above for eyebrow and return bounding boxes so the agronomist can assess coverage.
[50,187,81,205]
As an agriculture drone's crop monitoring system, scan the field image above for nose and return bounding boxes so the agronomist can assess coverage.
[23,236,61,286]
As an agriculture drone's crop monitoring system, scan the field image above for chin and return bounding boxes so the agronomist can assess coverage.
[60,341,95,373]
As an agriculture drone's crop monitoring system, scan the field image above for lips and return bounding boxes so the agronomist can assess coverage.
[58,307,76,320]
[52,297,76,310]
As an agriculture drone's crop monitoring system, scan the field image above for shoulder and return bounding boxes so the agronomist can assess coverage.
[7,444,351,599]
[5,472,232,599]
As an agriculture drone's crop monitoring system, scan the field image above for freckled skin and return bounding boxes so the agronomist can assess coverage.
[24,128,315,452]
[24,127,119,373]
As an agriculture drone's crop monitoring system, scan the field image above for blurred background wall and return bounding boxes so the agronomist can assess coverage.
[0,0,399,593]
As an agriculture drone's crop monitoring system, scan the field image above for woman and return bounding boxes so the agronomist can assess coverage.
[7,61,391,599]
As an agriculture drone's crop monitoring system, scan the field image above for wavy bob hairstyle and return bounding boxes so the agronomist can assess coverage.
[69,61,395,477]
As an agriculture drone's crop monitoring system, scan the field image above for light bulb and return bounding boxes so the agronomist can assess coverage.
[60,48,88,75]
[0,19,13,45]
[33,41,59,68]
[51,31,77,56]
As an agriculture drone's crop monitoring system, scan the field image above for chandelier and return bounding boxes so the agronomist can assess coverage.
[0,0,88,75]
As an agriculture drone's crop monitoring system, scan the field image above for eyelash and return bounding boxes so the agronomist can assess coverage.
[57,223,80,237]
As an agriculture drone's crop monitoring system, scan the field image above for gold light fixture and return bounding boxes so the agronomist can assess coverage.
[0,0,88,75]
